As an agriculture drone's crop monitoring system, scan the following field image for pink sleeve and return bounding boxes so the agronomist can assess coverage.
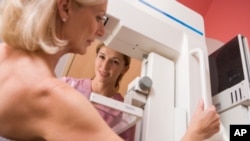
[60,77,92,99]
[60,77,76,86]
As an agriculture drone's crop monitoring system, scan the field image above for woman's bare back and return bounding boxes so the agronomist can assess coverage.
[0,43,57,140]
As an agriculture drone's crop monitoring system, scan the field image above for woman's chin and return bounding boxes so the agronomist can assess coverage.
[78,51,87,55]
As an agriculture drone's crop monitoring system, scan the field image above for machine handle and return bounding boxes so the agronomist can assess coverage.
[191,48,229,141]
[190,48,209,108]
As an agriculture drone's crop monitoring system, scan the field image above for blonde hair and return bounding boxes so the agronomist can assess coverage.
[0,0,106,54]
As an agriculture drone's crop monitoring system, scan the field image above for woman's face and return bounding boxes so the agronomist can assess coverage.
[59,0,107,54]
[94,47,128,86]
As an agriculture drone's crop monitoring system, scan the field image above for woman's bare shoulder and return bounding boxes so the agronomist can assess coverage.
[0,77,123,140]
[33,78,124,141]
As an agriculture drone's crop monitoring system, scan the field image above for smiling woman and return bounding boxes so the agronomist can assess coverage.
[61,42,142,141]
[0,0,123,140]
[63,40,142,96]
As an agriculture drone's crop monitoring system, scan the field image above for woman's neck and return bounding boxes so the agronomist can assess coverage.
[38,50,65,72]
[91,78,118,97]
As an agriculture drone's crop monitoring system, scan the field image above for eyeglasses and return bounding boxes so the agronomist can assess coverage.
[101,15,109,26]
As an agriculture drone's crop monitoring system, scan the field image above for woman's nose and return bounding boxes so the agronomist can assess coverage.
[96,24,105,37]
[101,60,110,70]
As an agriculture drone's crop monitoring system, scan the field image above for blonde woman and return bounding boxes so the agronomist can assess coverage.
[0,0,219,140]
[0,0,123,141]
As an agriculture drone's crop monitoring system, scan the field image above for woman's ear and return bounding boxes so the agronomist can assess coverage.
[57,0,70,22]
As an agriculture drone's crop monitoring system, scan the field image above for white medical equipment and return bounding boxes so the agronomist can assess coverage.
[54,0,250,140]
[209,34,250,133]
[91,0,230,140]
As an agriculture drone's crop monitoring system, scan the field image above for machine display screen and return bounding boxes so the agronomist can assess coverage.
[209,36,244,96]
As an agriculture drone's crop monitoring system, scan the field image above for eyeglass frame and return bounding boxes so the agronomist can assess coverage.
[101,15,109,26]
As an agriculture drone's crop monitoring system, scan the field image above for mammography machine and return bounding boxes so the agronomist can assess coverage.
[90,0,230,140]
[54,0,250,140]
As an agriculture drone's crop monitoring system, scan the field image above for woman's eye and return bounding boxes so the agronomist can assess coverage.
[96,15,108,25]
[96,16,102,22]
[113,60,120,65]
[98,55,105,59]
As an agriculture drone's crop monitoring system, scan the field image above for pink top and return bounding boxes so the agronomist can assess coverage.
[61,77,135,141]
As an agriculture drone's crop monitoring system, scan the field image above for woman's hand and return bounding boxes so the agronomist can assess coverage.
[182,99,220,141]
